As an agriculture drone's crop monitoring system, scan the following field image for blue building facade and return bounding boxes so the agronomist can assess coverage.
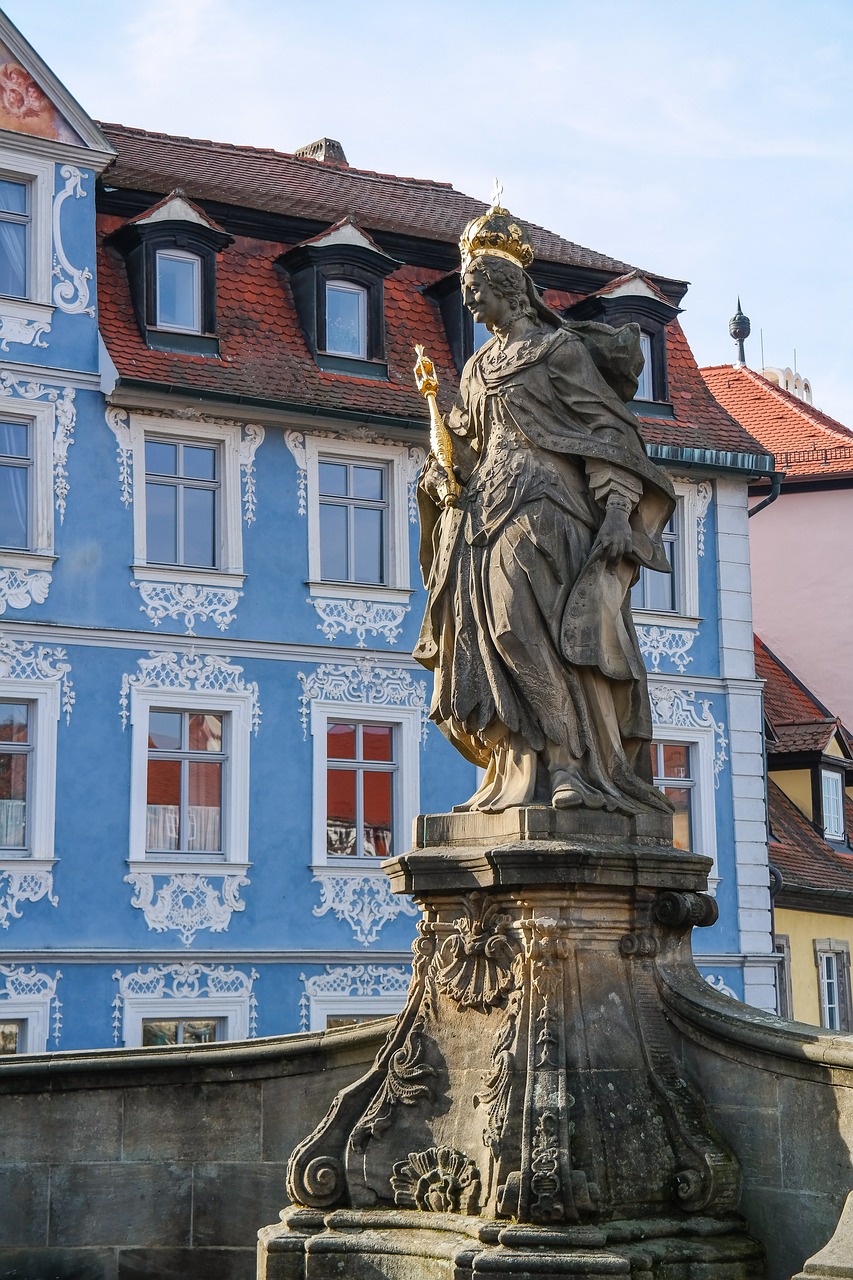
[0,14,777,1055]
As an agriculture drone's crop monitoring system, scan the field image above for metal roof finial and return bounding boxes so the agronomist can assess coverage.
[729,297,751,367]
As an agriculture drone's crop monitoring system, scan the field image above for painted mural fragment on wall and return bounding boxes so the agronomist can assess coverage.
[0,42,81,144]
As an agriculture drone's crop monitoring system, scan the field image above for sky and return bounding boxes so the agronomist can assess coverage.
[7,0,853,422]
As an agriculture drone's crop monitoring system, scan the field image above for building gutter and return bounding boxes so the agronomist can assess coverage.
[645,443,776,477]
[748,471,783,518]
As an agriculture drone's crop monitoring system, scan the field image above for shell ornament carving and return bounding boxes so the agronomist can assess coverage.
[391,1146,481,1215]
[434,895,519,1010]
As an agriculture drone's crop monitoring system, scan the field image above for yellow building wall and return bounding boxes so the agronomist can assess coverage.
[771,770,813,820]
[776,906,853,1027]
[824,736,845,759]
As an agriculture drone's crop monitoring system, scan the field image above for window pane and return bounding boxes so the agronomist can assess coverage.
[142,1020,178,1046]
[364,770,392,858]
[148,711,182,752]
[188,761,221,852]
[183,486,217,567]
[157,253,200,331]
[0,221,27,298]
[0,1022,19,1053]
[0,421,29,457]
[188,713,222,752]
[146,758,181,851]
[319,462,347,496]
[640,563,675,612]
[145,440,177,475]
[327,722,356,760]
[146,482,178,563]
[661,744,690,779]
[0,462,29,548]
[363,724,392,762]
[183,1019,218,1044]
[327,768,357,856]
[353,506,384,583]
[665,785,692,851]
[183,446,216,481]
[0,702,28,743]
[0,753,27,847]
[326,284,364,356]
[636,332,653,400]
[352,466,383,501]
[0,179,26,214]
[320,502,348,580]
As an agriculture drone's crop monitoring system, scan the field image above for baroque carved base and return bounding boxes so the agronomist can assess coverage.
[260,808,764,1278]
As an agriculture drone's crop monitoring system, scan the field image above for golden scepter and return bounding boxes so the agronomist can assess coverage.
[413,344,460,507]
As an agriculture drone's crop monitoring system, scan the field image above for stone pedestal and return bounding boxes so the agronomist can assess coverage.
[258,808,764,1279]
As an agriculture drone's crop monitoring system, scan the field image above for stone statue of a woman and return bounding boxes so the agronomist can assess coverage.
[414,200,676,815]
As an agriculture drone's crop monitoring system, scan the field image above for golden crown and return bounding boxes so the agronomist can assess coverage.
[459,180,534,274]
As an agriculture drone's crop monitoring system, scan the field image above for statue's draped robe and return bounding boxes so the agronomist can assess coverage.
[415,323,676,813]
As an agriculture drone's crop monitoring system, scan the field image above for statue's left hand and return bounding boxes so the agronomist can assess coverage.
[592,508,633,566]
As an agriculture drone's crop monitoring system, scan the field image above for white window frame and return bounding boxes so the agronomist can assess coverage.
[127,685,252,877]
[155,248,202,334]
[635,330,654,401]
[821,768,845,841]
[128,413,245,589]
[309,993,406,1033]
[325,279,367,358]
[814,939,851,1033]
[305,435,412,602]
[0,677,60,864]
[0,397,56,573]
[120,996,250,1048]
[0,146,54,327]
[0,1003,48,1053]
[310,699,420,870]
[649,717,718,884]
[632,479,704,626]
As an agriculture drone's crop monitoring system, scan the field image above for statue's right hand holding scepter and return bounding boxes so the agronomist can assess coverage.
[413,345,460,508]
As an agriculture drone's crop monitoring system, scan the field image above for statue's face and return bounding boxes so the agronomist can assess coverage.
[462,268,514,331]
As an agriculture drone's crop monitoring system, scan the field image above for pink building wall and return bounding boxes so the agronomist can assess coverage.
[749,486,853,727]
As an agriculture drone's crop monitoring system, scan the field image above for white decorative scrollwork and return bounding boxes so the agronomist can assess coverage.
[283,428,424,523]
[298,659,428,741]
[0,376,76,521]
[0,632,75,724]
[120,649,261,733]
[309,595,408,647]
[635,625,697,674]
[238,424,265,525]
[703,972,737,1000]
[0,313,51,352]
[125,871,251,947]
[298,963,411,1030]
[52,165,95,317]
[0,568,51,615]
[649,685,728,785]
[134,581,242,635]
[312,871,419,947]
[695,482,712,558]
[112,961,259,1043]
[0,866,58,930]
[104,406,133,506]
[0,964,63,1045]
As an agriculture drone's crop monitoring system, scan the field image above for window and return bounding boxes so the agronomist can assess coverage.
[0,1019,22,1052]
[651,741,694,851]
[142,1016,221,1046]
[635,331,653,401]
[0,701,30,852]
[318,458,387,585]
[633,511,678,612]
[0,176,28,299]
[155,249,201,333]
[821,769,845,841]
[144,438,219,569]
[820,952,840,1030]
[325,280,367,358]
[326,721,395,860]
[814,939,852,1032]
[147,710,225,855]
[0,419,29,549]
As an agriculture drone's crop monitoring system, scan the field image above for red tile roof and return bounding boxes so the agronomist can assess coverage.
[755,635,831,727]
[701,364,853,480]
[768,779,853,898]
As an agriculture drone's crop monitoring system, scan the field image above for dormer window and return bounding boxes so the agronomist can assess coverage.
[155,249,202,333]
[635,331,654,401]
[107,189,233,356]
[821,768,845,841]
[325,280,367,358]
[280,218,398,379]
[0,177,28,299]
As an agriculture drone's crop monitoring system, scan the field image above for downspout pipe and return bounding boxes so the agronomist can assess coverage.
[748,471,783,518]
